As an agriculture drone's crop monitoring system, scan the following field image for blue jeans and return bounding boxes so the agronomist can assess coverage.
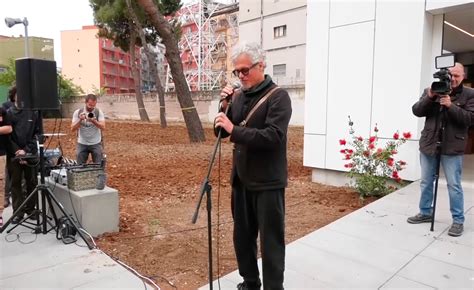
[419,152,464,224]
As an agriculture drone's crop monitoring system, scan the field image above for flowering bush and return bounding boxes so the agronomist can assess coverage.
[339,116,411,198]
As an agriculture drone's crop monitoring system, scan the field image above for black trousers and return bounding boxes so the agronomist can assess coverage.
[232,177,285,290]
[7,157,38,216]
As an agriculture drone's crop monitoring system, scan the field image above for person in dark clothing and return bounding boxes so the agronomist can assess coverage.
[6,87,40,224]
[409,63,474,237]
[215,42,292,290]
[0,106,13,226]
[2,85,16,208]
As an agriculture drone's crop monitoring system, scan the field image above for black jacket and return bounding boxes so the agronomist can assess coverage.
[412,86,474,155]
[220,75,292,190]
[0,107,11,156]
[6,106,40,157]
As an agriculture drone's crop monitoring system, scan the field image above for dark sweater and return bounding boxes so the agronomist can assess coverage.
[223,75,292,190]
[6,106,40,157]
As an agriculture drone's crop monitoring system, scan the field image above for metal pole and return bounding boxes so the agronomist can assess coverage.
[23,17,29,57]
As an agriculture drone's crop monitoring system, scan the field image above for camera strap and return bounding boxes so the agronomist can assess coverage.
[239,86,281,127]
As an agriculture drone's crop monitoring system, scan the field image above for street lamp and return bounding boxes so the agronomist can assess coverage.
[5,17,29,57]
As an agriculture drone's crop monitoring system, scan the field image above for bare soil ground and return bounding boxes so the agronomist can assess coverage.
[40,119,373,289]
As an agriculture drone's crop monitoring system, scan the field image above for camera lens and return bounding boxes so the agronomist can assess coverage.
[88,112,94,118]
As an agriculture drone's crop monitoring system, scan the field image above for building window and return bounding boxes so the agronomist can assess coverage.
[273,64,286,77]
[274,25,287,38]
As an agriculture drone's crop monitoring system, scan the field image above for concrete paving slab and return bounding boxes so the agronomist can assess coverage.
[420,239,474,270]
[381,275,436,289]
[285,242,392,288]
[396,255,474,289]
[297,228,413,273]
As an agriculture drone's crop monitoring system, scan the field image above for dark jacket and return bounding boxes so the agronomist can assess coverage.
[221,75,292,190]
[6,106,40,157]
[412,86,474,155]
[0,107,11,156]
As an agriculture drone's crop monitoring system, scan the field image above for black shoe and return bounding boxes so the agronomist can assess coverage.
[237,280,262,290]
[11,215,24,224]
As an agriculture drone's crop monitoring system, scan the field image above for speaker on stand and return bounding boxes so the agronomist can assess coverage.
[0,58,94,249]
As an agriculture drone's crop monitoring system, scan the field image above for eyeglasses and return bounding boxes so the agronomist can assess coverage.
[232,62,259,77]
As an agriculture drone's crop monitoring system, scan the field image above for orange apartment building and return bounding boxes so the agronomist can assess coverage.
[61,25,139,94]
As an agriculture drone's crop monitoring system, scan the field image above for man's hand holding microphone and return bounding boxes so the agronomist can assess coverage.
[215,82,241,134]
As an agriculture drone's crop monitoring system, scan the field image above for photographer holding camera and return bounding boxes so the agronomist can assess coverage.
[409,62,474,237]
[71,94,105,165]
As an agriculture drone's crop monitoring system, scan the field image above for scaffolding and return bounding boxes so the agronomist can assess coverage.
[164,0,239,92]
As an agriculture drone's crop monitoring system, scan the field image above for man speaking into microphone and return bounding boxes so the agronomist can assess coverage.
[215,42,292,290]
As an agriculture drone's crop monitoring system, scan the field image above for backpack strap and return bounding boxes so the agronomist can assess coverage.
[239,86,280,127]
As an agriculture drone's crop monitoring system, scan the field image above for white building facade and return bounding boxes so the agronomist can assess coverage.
[304,0,474,184]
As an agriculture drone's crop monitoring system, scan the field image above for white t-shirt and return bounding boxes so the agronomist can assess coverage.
[72,107,105,145]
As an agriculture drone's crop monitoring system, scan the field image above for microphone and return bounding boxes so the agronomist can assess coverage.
[221,81,242,102]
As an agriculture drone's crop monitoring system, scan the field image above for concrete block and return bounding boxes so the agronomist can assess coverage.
[45,178,119,237]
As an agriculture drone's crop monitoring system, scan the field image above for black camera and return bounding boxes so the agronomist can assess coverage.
[87,112,94,118]
[431,54,455,95]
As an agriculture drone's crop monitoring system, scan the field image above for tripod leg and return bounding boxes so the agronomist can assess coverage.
[41,187,59,234]
[1,187,41,233]
[44,187,95,249]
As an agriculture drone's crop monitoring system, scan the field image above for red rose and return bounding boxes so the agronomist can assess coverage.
[357,136,363,141]
[363,151,370,157]
[347,149,353,154]
[369,136,376,143]
[392,171,399,178]
[340,149,346,154]
[369,143,375,149]
[376,148,383,154]
[345,154,351,160]
[339,139,346,145]
[403,132,411,139]
[344,163,353,168]
[387,158,394,166]
[393,132,399,140]
[399,160,406,166]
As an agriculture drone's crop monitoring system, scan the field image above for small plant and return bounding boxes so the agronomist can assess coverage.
[339,116,411,198]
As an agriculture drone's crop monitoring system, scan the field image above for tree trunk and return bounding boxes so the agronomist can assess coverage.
[129,26,150,122]
[136,0,205,142]
[126,0,167,128]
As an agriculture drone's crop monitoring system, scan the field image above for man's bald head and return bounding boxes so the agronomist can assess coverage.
[449,62,465,88]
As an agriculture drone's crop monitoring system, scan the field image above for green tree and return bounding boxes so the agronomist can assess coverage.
[0,58,17,86]
[137,0,205,142]
[91,0,151,122]
[126,0,167,128]
[58,74,84,100]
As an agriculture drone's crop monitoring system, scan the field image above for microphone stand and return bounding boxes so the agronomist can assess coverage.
[192,99,232,290]
[430,104,446,231]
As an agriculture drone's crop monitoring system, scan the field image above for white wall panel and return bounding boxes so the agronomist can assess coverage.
[304,134,326,168]
[304,0,329,135]
[325,21,375,171]
[371,1,426,140]
[329,0,375,28]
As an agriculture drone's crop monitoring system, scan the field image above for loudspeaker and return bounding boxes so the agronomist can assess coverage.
[15,58,59,110]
